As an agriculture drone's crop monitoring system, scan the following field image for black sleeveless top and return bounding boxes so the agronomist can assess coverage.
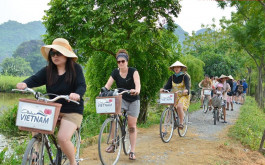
[111,67,140,102]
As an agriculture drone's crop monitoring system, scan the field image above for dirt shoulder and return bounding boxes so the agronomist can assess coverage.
[80,104,265,165]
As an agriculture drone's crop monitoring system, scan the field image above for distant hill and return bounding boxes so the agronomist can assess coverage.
[173,24,189,44]
[0,21,46,63]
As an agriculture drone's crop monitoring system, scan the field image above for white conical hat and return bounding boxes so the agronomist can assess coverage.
[219,74,228,79]
[228,75,234,80]
[169,61,187,71]
[40,38,78,61]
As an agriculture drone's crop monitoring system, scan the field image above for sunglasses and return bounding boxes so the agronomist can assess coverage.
[117,60,126,64]
[49,50,63,57]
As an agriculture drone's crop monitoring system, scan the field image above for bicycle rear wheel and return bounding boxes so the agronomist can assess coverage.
[214,108,217,125]
[122,120,131,155]
[178,110,189,137]
[160,107,174,143]
[98,117,122,165]
[22,134,44,165]
[58,129,81,165]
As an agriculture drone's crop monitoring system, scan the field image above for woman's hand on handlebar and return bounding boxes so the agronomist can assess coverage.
[130,89,139,96]
[16,82,27,90]
[69,93,80,101]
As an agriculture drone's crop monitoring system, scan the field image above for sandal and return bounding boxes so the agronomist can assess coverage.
[31,152,39,163]
[178,124,184,130]
[105,144,115,153]
[209,106,212,111]
[129,152,136,160]
[231,109,233,111]
[222,121,227,123]
[200,105,203,108]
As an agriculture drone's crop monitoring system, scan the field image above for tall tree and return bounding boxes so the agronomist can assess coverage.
[43,0,182,123]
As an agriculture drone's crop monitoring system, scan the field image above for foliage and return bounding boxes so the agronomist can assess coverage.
[0,105,21,135]
[181,54,204,89]
[43,0,182,123]
[228,97,265,150]
[0,21,45,64]
[0,140,26,164]
[13,40,47,73]
[0,57,33,76]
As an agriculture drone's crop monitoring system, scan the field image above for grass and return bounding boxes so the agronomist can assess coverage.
[228,96,265,152]
[0,75,46,93]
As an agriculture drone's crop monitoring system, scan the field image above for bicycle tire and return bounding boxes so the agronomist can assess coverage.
[122,119,131,155]
[22,135,44,165]
[217,109,220,122]
[160,107,174,143]
[214,108,217,125]
[203,97,209,113]
[98,117,122,165]
[57,129,81,165]
[178,110,189,137]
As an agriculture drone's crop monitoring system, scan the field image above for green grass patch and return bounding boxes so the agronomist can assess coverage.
[0,75,46,93]
[189,101,200,113]
[228,96,265,151]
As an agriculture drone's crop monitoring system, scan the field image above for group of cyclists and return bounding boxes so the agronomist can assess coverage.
[199,74,248,123]
[14,37,247,164]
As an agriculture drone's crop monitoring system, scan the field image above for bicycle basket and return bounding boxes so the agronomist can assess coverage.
[16,98,62,134]
[96,95,122,114]
[211,96,222,108]
[203,89,212,96]
[159,92,177,105]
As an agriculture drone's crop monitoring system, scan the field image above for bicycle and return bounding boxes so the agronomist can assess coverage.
[12,88,82,165]
[96,89,131,165]
[211,91,224,125]
[202,88,212,113]
[159,90,189,143]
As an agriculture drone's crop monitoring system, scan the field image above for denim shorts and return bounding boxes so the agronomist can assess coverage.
[121,99,140,118]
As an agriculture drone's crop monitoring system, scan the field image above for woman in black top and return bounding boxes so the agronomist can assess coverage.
[104,49,140,160]
[160,61,190,129]
[16,38,86,165]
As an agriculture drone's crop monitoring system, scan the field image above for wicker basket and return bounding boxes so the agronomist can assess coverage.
[212,96,222,108]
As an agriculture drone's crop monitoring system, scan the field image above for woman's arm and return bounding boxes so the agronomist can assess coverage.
[131,71,141,95]
[105,76,114,90]
[72,65,86,101]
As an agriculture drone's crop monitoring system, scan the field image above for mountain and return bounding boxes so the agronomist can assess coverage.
[0,21,46,63]
[173,24,189,44]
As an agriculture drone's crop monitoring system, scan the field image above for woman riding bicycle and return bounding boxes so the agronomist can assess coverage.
[16,38,86,165]
[218,75,230,123]
[160,61,190,129]
[198,74,212,110]
[103,49,140,160]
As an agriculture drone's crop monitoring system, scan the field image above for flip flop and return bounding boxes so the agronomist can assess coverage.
[129,152,136,160]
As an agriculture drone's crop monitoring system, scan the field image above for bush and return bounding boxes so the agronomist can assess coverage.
[228,96,265,150]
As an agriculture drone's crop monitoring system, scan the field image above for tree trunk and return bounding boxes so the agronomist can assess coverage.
[259,129,265,153]
[138,97,149,123]
[247,67,251,95]
[257,66,264,109]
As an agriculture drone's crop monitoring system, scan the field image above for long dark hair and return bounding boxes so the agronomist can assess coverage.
[47,50,76,86]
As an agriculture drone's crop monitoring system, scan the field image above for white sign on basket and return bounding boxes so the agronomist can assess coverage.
[96,98,116,113]
[204,89,211,95]
[16,101,56,131]
[160,93,175,104]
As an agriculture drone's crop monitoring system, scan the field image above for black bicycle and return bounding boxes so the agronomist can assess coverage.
[159,90,189,143]
[211,91,224,125]
[12,88,82,165]
[97,89,131,165]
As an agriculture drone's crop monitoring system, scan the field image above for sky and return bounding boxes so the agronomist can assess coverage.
[0,0,236,35]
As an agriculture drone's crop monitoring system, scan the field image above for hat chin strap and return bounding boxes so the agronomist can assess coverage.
[52,41,73,52]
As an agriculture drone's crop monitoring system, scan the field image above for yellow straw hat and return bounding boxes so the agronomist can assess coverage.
[40,38,78,61]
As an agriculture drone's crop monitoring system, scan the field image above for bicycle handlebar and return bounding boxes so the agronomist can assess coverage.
[12,88,79,105]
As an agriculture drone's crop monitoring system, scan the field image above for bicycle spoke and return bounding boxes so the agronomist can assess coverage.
[160,108,174,143]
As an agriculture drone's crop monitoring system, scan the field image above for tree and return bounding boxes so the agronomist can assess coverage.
[1,57,33,76]
[218,0,265,109]
[13,40,47,73]
[43,0,182,123]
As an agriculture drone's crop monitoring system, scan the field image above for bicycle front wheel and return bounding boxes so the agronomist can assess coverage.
[214,108,217,125]
[122,120,131,155]
[203,98,209,113]
[57,129,81,165]
[160,107,174,143]
[178,110,189,137]
[98,117,122,165]
[22,134,44,165]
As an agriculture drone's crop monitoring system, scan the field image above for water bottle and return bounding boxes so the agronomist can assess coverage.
[113,89,118,96]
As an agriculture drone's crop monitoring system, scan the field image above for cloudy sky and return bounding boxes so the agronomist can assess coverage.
[0,0,236,34]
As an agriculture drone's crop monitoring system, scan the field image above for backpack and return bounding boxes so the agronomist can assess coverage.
[238,85,243,93]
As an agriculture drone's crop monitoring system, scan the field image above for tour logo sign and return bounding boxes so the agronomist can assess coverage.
[16,101,56,131]
[96,98,116,113]
[160,93,174,104]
